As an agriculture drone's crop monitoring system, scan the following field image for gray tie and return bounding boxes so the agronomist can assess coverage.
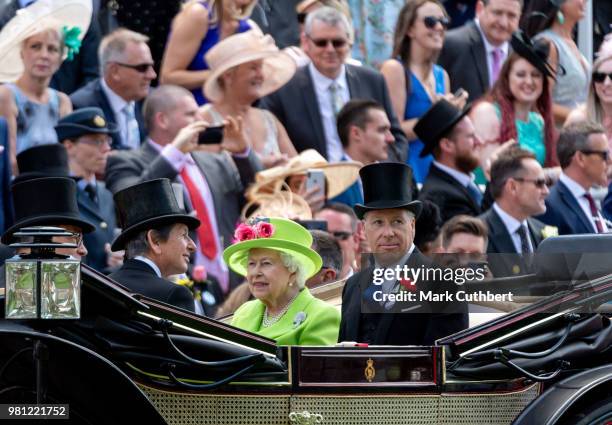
[122,103,140,149]
[328,82,344,117]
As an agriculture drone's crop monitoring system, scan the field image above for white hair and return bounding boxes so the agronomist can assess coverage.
[279,252,307,289]
[304,6,353,42]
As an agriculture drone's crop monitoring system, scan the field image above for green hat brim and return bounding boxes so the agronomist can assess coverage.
[223,238,322,279]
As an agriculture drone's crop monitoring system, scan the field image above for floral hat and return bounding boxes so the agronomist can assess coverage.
[0,0,92,82]
[223,217,322,279]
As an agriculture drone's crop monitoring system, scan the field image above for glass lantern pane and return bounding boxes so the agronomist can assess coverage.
[5,260,37,319]
[40,260,80,319]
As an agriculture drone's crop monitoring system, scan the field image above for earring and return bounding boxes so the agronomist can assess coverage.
[289,281,294,287]
[556,10,565,25]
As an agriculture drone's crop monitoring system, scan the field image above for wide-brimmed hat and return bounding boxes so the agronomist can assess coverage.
[223,217,322,279]
[354,163,422,220]
[203,29,297,103]
[0,0,92,82]
[55,107,118,141]
[510,31,556,80]
[13,143,69,185]
[247,149,362,200]
[111,179,201,251]
[414,99,471,158]
[242,190,313,222]
[2,176,95,244]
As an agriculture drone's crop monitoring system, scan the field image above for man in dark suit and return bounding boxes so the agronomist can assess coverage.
[109,179,199,312]
[261,6,407,163]
[57,107,122,274]
[538,122,611,235]
[438,0,522,102]
[479,148,551,277]
[415,100,484,223]
[105,85,261,293]
[70,28,155,150]
[339,163,468,345]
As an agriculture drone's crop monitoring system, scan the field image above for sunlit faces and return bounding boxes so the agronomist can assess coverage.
[161,95,199,140]
[246,248,296,305]
[447,116,483,174]
[476,0,521,46]
[593,58,612,107]
[352,108,394,163]
[363,208,415,266]
[580,132,611,187]
[20,29,62,79]
[153,223,196,277]
[109,41,156,101]
[508,58,544,105]
[221,59,265,102]
[408,1,448,52]
[512,158,549,216]
[304,20,350,79]
[66,134,112,175]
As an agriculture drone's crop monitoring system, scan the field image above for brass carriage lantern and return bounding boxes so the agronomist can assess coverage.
[5,226,81,319]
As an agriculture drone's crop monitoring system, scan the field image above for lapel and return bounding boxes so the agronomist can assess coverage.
[487,208,519,253]
[527,218,544,248]
[431,165,480,211]
[123,258,158,276]
[298,67,327,157]
[557,181,594,233]
[140,141,161,163]
[467,21,489,92]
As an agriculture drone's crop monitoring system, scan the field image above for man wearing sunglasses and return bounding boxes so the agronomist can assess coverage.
[261,6,408,164]
[439,0,522,102]
[538,121,611,235]
[479,147,551,277]
[71,29,156,150]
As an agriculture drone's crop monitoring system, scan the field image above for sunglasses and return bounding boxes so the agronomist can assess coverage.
[332,231,353,241]
[592,72,612,84]
[297,12,307,24]
[513,177,547,188]
[308,36,348,49]
[581,150,610,161]
[423,16,450,29]
[114,62,154,73]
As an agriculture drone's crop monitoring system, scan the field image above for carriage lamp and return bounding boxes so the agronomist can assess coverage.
[5,226,81,319]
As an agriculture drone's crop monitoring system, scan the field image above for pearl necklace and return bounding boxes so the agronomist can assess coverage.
[262,291,300,328]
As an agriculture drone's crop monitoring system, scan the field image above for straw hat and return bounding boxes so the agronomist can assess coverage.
[203,29,296,103]
[223,217,322,279]
[247,149,362,201]
[0,0,92,82]
[242,190,313,222]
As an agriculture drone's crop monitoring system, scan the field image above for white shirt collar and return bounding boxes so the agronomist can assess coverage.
[134,255,162,278]
[432,161,473,187]
[474,18,510,55]
[101,78,130,115]
[493,202,527,234]
[559,172,589,199]
[308,62,347,93]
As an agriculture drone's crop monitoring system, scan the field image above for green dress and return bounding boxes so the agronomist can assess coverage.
[231,287,340,346]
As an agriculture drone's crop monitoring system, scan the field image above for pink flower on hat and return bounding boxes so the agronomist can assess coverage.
[256,221,274,238]
[234,223,256,242]
[233,221,276,242]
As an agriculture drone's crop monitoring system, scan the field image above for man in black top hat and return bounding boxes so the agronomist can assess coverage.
[56,107,122,274]
[338,163,468,345]
[415,99,485,224]
[108,178,200,312]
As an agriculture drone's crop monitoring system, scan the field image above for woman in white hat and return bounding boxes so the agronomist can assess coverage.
[160,0,258,106]
[200,29,298,169]
[0,0,91,173]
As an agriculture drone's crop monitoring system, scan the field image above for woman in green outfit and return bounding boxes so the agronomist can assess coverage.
[224,217,340,346]
[471,31,558,183]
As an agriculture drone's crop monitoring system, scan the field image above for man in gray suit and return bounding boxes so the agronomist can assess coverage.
[438,0,522,102]
[105,85,261,293]
[261,6,407,163]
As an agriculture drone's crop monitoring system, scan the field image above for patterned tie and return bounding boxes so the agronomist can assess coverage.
[584,193,604,233]
[466,182,483,207]
[491,48,503,85]
[180,168,218,259]
[122,103,141,150]
[328,82,344,117]
[516,224,532,254]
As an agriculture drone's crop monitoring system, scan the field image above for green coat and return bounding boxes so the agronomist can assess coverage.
[231,288,340,346]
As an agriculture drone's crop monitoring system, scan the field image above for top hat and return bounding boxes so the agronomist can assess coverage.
[13,143,69,185]
[1,177,95,244]
[510,31,556,80]
[353,163,422,220]
[223,217,322,279]
[55,107,118,141]
[111,179,201,251]
[203,29,296,103]
[414,99,471,158]
[0,0,92,82]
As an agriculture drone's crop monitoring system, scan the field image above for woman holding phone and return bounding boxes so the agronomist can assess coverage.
[199,30,298,169]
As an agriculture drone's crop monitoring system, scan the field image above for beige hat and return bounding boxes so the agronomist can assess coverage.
[242,190,313,222]
[0,0,92,82]
[203,29,297,103]
[247,149,362,201]
[296,0,320,13]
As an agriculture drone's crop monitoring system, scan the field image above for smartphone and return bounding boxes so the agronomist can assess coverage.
[306,169,326,199]
[198,125,224,145]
